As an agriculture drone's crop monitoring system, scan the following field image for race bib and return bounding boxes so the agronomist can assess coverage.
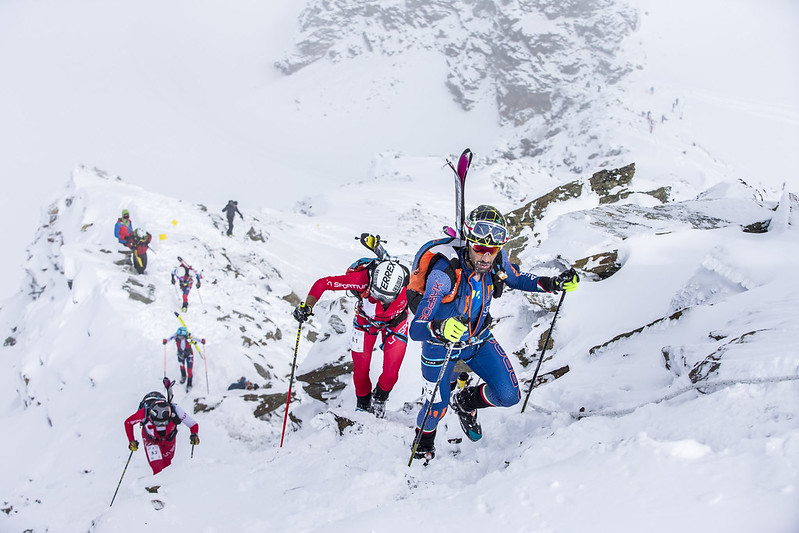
[350,328,365,352]
[421,379,443,404]
[146,443,163,461]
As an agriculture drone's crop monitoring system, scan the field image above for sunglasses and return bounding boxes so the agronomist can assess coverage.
[471,243,500,255]
[123,214,130,219]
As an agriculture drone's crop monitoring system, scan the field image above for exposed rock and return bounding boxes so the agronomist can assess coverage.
[573,250,621,281]
[276,0,638,165]
[246,392,289,418]
[123,277,156,304]
[297,360,354,402]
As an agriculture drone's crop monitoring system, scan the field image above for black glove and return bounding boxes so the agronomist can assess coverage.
[196,281,201,288]
[171,277,175,285]
[293,302,313,323]
[552,268,579,293]
[190,433,200,445]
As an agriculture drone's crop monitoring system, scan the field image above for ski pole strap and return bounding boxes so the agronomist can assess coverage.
[427,330,491,351]
[355,304,407,329]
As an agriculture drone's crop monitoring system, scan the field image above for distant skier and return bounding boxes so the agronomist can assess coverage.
[293,241,410,417]
[125,228,152,274]
[222,200,243,236]
[409,205,579,461]
[171,262,201,312]
[163,326,204,391]
[114,209,132,245]
[124,379,199,475]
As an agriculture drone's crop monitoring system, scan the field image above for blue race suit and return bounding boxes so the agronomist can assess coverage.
[409,246,551,434]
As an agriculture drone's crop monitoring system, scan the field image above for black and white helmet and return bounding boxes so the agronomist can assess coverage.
[369,260,409,304]
[149,400,172,427]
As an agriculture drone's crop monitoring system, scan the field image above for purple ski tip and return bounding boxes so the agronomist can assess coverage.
[457,149,472,180]
[443,226,457,237]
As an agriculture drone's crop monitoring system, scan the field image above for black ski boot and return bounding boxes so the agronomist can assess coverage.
[412,428,436,463]
[370,385,390,418]
[450,386,485,442]
[355,392,372,412]
[186,376,193,392]
[179,370,187,385]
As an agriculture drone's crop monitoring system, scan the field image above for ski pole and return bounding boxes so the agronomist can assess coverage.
[201,339,209,394]
[196,286,204,310]
[163,343,167,378]
[521,291,566,413]
[408,342,457,467]
[110,450,134,507]
[280,322,303,448]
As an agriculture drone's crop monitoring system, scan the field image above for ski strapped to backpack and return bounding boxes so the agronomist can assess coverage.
[345,258,409,329]
[406,149,508,315]
[346,233,410,328]
[177,256,202,282]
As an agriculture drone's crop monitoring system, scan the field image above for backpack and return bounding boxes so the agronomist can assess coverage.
[406,237,506,314]
[139,391,166,422]
[345,257,378,299]
[138,391,181,440]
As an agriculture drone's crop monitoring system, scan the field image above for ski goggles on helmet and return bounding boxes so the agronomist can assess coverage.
[465,220,509,247]
[470,243,501,255]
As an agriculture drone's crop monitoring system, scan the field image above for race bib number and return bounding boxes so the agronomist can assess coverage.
[350,328,365,352]
[422,379,443,404]
[146,443,163,461]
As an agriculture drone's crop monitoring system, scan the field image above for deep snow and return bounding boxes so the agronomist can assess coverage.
[0,0,798,532]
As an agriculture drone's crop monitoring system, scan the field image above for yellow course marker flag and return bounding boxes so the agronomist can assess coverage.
[159,234,167,241]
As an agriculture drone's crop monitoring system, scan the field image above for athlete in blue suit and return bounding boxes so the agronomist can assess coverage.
[409,205,578,460]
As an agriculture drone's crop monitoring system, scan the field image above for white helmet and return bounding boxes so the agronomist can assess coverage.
[369,260,409,304]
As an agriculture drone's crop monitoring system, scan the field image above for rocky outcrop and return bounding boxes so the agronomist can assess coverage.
[277,0,637,133]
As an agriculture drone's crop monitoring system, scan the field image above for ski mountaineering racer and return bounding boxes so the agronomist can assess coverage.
[171,259,202,312]
[124,379,200,475]
[292,234,411,417]
[163,326,204,391]
[409,205,579,461]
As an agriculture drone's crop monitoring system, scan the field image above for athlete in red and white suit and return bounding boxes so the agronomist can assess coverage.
[124,404,199,475]
[304,268,409,409]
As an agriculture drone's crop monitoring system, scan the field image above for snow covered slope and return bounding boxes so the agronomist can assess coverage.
[1,160,798,532]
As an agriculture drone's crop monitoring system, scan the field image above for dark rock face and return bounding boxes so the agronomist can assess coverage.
[276,0,637,143]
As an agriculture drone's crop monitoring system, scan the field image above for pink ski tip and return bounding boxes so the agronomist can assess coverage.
[457,149,472,180]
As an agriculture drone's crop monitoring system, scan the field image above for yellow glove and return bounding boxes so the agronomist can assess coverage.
[129,440,139,452]
[438,317,468,343]
[555,269,580,293]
